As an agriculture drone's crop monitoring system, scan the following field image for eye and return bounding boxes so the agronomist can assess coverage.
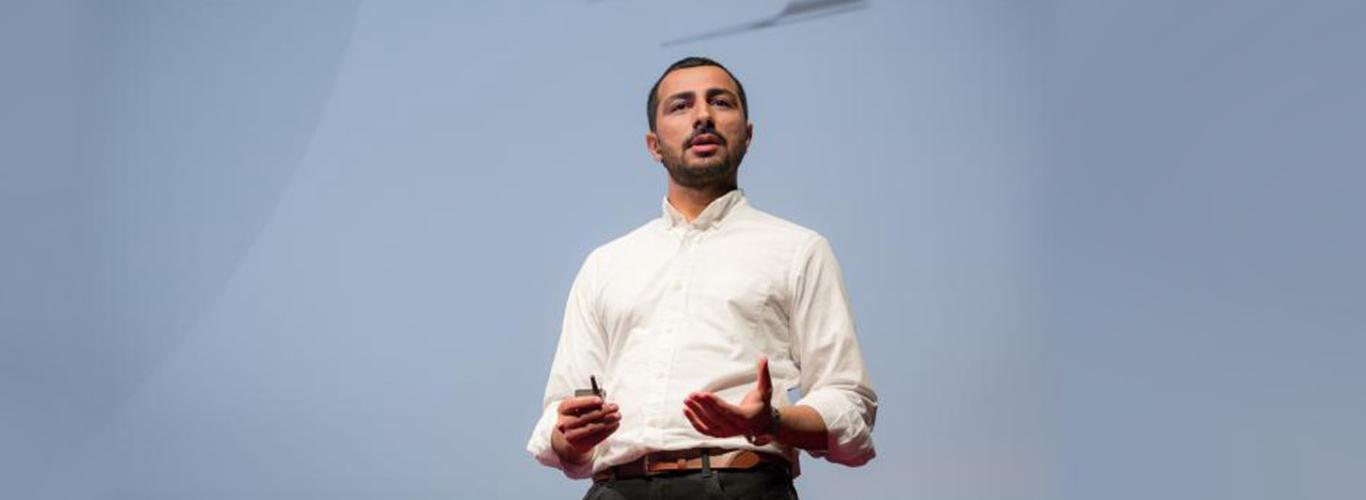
[669,101,688,112]
[711,98,733,107]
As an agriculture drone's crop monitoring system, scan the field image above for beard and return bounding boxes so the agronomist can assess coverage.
[660,131,747,189]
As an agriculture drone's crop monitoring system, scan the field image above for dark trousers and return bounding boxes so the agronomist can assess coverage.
[583,462,798,500]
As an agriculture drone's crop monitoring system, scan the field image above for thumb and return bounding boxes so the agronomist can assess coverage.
[755,357,772,398]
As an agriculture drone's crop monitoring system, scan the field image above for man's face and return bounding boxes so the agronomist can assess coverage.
[646,66,753,189]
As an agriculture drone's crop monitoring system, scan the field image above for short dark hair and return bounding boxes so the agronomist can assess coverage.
[646,56,748,132]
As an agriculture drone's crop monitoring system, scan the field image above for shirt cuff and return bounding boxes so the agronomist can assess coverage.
[796,387,877,466]
[527,401,597,479]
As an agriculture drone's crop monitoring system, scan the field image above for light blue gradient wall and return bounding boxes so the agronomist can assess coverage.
[1,1,1360,499]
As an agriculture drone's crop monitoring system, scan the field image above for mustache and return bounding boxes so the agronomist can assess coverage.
[685,126,727,148]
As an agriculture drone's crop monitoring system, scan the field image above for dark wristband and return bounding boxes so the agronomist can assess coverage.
[764,406,781,436]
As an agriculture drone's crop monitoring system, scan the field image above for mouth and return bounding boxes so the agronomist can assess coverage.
[688,134,724,154]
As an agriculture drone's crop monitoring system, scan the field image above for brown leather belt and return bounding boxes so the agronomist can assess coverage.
[593,448,788,482]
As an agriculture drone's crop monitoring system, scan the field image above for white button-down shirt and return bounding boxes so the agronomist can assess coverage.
[527,190,877,478]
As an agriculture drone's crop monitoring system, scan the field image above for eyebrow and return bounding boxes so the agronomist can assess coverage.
[663,87,738,103]
[705,88,737,100]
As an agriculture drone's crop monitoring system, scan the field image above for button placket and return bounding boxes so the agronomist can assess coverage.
[658,229,701,430]
[650,233,690,427]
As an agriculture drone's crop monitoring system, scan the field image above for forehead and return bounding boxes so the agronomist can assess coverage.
[657,65,740,99]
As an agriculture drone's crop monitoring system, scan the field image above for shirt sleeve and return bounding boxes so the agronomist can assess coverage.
[526,250,608,479]
[788,235,878,466]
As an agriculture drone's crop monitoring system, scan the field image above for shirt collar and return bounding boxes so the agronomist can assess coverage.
[661,189,747,230]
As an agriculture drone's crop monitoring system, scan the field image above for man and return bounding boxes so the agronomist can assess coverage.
[528,57,876,499]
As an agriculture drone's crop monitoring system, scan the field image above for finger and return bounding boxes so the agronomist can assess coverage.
[697,395,755,434]
[756,357,772,398]
[580,402,618,419]
[559,407,616,435]
[580,419,622,442]
[684,400,725,436]
[688,396,741,435]
[558,395,604,416]
[683,406,718,436]
[563,418,616,442]
[562,406,620,431]
[580,407,621,428]
[566,420,620,448]
[560,407,603,432]
[696,392,746,419]
[586,420,620,442]
[687,392,730,414]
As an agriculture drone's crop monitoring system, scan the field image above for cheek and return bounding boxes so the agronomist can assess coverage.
[658,126,688,146]
[722,121,748,142]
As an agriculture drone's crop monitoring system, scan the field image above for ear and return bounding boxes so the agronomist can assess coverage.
[645,130,663,162]
[745,122,754,148]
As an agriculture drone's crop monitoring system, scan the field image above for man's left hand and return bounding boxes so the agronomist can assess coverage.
[683,357,776,445]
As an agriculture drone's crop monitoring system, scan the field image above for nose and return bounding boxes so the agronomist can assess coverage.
[692,101,714,130]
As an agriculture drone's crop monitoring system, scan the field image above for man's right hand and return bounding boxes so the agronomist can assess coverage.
[551,396,621,465]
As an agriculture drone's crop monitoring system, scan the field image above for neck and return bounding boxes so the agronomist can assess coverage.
[666,180,737,223]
